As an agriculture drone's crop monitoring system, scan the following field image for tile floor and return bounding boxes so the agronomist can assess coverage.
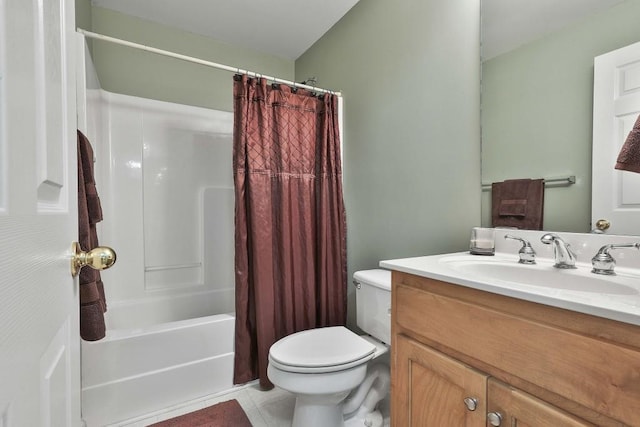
[109,381,390,427]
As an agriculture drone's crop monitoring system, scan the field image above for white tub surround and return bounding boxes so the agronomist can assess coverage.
[96,91,235,306]
[79,90,236,426]
[381,229,640,326]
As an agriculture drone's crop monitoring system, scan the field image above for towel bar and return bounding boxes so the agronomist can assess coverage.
[481,175,575,192]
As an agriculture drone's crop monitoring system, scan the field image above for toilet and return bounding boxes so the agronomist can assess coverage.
[267,269,391,427]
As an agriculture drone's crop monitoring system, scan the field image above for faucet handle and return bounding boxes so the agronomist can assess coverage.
[504,235,536,264]
[591,243,640,275]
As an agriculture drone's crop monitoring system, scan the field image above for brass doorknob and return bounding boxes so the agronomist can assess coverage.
[71,242,117,277]
[596,219,611,232]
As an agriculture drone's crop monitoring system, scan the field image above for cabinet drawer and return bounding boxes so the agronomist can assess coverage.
[395,282,640,426]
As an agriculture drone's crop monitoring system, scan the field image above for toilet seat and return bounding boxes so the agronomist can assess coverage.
[269,326,376,374]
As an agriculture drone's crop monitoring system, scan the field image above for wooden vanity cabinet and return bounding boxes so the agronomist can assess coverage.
[394,334,593,426]
[391,271,640,427]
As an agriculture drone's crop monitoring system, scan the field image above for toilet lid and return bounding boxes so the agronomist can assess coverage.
[269,326,376,370]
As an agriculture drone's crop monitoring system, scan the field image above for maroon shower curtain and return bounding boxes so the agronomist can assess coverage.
[232,75,347,388]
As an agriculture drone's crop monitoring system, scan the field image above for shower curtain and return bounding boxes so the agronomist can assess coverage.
[232,75,347,388]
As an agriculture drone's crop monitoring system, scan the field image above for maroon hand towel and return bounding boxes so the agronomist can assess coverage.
[78,130,107,341]
[491,178,544,230]
[615,114,640,173]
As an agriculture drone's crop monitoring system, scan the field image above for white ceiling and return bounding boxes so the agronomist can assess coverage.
[91,0,361,60]
[482,0,626,60]
[92,0,628,62]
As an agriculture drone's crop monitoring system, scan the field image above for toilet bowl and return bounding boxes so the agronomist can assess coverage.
[267,269,391,427]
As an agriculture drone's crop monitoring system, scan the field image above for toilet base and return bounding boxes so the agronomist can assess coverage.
[292,392,349,427]
[345,409,384,427]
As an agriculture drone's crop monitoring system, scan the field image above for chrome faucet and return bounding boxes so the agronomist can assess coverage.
[591,243,640,275]
[540,233,577,269]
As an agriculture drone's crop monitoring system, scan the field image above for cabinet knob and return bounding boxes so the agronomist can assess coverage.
[487,411,503,426]
[463,397,478,411]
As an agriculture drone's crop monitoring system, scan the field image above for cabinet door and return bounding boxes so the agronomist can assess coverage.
[487,379,596,427]
[393,335,488,426]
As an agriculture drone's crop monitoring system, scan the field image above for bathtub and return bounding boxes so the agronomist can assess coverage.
[81,294,236,427]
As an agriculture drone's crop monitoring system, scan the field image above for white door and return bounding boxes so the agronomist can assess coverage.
[0,0,81,425]
[592,40,640,235]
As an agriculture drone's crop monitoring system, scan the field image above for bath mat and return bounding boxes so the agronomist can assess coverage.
[149,399,252,427]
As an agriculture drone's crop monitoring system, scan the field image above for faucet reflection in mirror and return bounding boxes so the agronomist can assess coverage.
[615,114,640,173]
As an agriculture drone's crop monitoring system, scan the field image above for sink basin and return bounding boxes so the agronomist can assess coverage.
[438,256,639,295]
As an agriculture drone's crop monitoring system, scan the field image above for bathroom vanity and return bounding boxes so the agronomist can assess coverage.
[382,231,640,427]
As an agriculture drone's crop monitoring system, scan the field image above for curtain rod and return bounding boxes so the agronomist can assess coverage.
[481,175,576,191]
[77,29,342,97]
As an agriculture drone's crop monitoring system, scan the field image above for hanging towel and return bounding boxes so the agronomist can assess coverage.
[77,130,107,341]
[491,178,544,230]
[615,114,640,173]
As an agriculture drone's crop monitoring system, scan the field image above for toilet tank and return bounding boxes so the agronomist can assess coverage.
[354,269,392,345]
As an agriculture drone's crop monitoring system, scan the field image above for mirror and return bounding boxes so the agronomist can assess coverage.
[480,0,640,233]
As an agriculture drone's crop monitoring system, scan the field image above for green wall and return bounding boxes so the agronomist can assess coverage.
[89,6,294,111]
[75,0,92,34]
[481,0,640,232]
[296,0,481,326]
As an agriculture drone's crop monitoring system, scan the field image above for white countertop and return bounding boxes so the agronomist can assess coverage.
[380,229,640,327]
